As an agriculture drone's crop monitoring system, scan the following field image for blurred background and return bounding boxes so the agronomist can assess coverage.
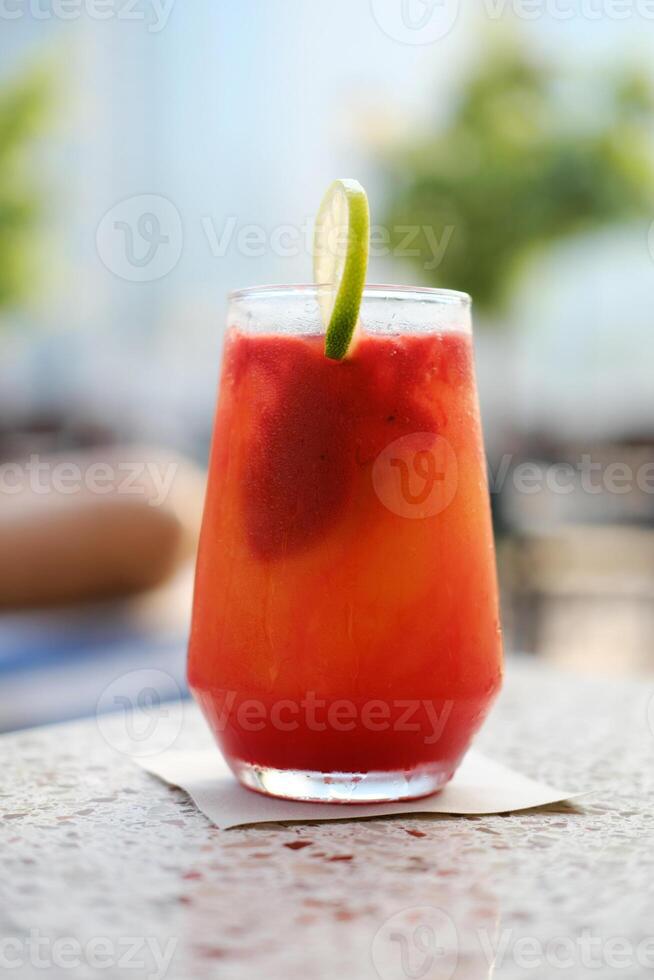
[1,0,653,731]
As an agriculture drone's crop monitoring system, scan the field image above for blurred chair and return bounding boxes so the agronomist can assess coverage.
[497,437,654,674]
[501,526,654,674]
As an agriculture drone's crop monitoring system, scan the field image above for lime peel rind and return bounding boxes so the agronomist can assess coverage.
[313,179,370,361]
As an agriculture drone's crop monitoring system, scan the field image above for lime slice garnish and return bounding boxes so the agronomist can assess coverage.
[313,178,370,360]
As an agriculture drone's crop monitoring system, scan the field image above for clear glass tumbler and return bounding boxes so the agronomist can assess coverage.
[188,285,503,802]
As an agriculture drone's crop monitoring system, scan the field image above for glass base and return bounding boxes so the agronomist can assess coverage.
[232,760,451,803]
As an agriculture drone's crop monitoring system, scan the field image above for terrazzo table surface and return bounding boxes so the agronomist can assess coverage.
[1,659,653,979]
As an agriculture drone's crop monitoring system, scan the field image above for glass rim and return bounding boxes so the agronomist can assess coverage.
[228,283,472,308]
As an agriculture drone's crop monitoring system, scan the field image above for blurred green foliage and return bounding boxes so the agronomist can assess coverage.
[0,68,50,311]
[383,36,654,316]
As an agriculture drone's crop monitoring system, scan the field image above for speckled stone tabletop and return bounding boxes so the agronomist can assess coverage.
[1,659,653,980]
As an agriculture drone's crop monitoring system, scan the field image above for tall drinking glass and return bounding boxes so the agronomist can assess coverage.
[188,285,503,802]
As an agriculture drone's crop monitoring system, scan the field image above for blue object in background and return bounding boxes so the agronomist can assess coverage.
[0,603,189,733]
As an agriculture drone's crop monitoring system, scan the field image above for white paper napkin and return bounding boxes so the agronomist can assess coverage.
[136,736,580,829]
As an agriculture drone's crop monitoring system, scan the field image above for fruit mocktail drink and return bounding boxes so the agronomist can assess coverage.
[188,285,503,801]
